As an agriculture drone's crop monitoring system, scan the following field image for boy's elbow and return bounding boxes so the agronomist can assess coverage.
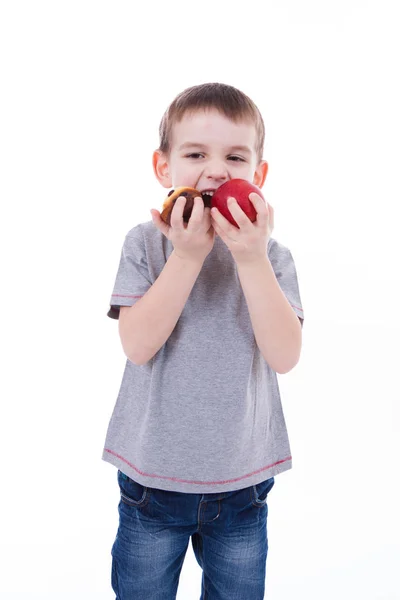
[275,363,295,375]
[275,353,301,374]
[119,336,144,365]
[126,349,154,366]
[124,349,148,366]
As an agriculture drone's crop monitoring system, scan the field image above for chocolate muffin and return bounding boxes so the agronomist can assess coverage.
[160,187,213,225]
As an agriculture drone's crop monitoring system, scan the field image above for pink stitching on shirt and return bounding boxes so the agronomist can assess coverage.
[104,448,291,486]
[111,294,143,298]
[291,303,303,312]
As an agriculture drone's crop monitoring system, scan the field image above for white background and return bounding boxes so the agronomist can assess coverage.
[1,1,399,598]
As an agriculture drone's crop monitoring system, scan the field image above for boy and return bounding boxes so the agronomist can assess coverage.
[103,83,304,600]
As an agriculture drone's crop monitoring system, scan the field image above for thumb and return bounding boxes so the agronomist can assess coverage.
[150,209,170,238]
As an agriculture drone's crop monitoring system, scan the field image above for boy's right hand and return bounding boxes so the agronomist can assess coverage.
[150,196,216,264]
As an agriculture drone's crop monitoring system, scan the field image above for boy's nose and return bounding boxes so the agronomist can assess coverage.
[205,161,229,182]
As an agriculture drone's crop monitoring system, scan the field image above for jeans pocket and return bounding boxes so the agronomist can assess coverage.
[117,470,151,507]
[251,477,275,507]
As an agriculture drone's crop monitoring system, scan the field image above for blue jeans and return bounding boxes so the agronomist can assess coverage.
[111,469,275,600]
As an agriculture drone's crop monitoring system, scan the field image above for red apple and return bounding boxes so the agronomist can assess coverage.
[211,179,265,227]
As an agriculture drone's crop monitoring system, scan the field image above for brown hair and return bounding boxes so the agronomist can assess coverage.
[158,83,265,163]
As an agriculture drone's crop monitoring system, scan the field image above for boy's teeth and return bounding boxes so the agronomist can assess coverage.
[203,191,214,196]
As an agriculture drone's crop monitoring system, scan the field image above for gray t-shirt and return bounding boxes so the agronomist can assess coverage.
[102,220,304,493]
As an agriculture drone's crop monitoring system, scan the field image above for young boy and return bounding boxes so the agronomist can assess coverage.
[103,83,304,600]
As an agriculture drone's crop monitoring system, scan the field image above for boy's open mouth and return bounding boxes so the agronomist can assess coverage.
[201,190,215,208]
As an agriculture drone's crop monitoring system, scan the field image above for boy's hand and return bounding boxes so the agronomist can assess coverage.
[210,192,273,265]
[151,196,216,264]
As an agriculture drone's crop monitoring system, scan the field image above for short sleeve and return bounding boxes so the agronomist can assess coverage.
[107,225,152,320]
[268,238,304,327]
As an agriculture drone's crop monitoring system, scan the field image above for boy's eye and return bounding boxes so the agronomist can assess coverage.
[228,156,245,162]
[186,153,204,159]
[185,153,245,161]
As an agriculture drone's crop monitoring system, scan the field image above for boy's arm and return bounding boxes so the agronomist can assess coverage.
[236,256,302,374]
[118,250,204,365]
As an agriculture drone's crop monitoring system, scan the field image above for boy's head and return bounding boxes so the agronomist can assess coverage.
[153,83,268,195]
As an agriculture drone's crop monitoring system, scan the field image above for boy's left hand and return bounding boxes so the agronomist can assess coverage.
[211,192,274,265]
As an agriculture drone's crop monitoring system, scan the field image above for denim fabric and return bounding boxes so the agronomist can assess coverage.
[111,470,275,600]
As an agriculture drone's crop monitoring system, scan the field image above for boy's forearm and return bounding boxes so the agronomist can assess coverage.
[119,250,204,365]
[236,257,302,374]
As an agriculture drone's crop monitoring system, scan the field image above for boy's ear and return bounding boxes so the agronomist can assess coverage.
[253,160,268,189]
[152,150,172,189]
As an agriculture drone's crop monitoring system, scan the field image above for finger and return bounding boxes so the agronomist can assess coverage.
[211,218,222,237]
[212,203,239,232]
[150,209,170,237]
[187,196,204,230]
[207,215,217,237]
[211,206,226,229]
[170,196,187,229]
[249,192,268,226]
[249,192,268,213]
[226,197,252,228]
[203,205,212,226]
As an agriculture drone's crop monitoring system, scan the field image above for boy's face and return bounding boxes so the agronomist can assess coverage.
[153,108,268,194]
